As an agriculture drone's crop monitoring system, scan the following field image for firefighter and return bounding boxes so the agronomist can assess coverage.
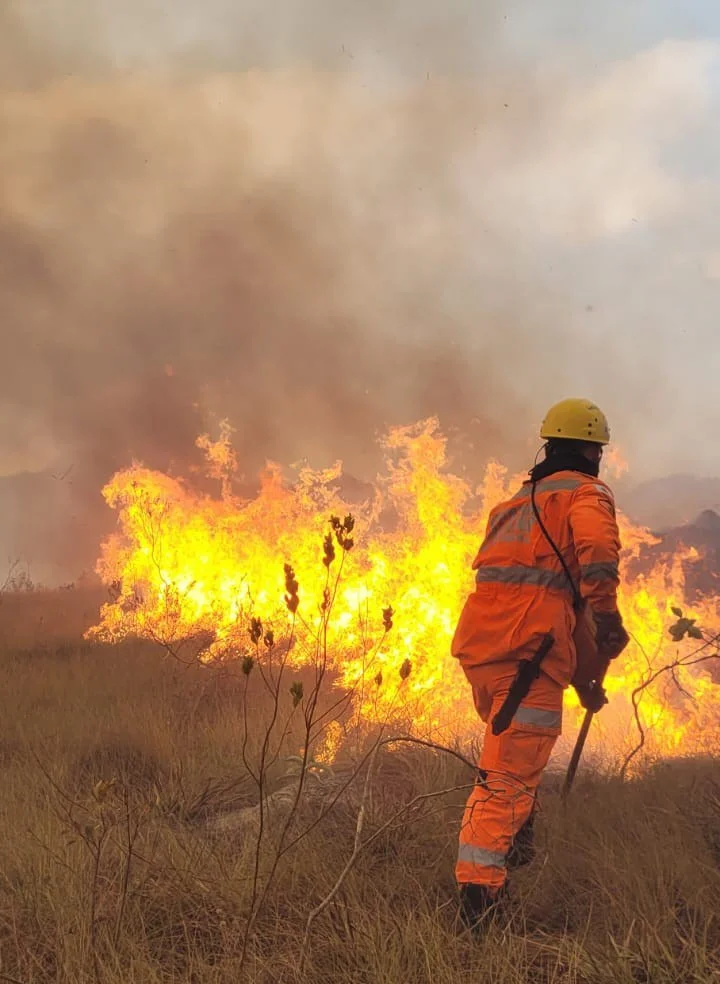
[452,398,630,930]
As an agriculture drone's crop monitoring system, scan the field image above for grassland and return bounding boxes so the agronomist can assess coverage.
[0,588,719,983]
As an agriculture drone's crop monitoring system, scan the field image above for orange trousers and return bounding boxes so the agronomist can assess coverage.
[456,661,563,892]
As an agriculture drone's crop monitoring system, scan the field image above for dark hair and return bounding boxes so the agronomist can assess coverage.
[545,437,597,457]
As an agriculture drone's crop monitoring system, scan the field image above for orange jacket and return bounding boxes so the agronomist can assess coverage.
[452,470,621,687]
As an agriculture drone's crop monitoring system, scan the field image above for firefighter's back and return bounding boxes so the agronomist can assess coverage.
[452,470,615,687]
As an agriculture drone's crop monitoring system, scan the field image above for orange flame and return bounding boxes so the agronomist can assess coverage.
[604,445,629,480]
[89,419,720,761]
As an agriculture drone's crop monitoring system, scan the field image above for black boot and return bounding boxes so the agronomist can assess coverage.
[458,883,504,935]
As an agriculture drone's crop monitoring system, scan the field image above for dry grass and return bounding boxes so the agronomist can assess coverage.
[1,589,719,983]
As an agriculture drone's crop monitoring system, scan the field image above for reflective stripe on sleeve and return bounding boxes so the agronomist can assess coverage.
[457,843,507,868]
[580,561,619,583]
[475,565,570,592]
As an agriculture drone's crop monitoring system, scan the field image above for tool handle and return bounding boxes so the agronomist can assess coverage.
[562,663,610,797]
[562,708,594,796]
[490,633,554,736]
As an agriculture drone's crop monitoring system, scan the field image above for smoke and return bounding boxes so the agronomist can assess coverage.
[1,2,718,580]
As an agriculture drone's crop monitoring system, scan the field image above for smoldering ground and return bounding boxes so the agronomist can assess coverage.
[0,2,716,579]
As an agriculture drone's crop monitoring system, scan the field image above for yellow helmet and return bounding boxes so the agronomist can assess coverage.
[540,398,610,445]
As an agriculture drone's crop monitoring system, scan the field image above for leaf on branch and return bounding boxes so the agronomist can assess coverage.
[382,606,394,632]
[284,563,300,613]
[671,606,684,618]
[399,659,412,681]
[249,617,263,645]
[242,654,255,676]
[669,617,697,641]
[290,681,304,707]
[330,513,355,551]
[323,532,336,568]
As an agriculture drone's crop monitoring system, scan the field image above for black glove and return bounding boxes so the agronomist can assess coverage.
[593,611,630,660]
[574,680,608,713]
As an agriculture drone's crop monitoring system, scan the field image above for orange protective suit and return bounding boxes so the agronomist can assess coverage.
[453,469,621,891]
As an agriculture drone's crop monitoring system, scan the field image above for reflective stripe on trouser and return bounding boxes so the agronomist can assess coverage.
[456,661,562,891]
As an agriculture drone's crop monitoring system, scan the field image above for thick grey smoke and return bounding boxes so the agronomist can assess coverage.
[1,1,718,580]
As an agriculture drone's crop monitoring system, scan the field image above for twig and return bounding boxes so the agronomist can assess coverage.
[0,559,21,595]
[113,786,141,946]
[379,734,476,772]
[238,613,297,968]
[241,560,345,961]
[299,742,381,968]
[89,821,110,984]
[620,629,720,779]
[298,782,471,966]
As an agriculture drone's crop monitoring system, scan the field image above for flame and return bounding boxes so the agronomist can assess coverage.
[604,445,629,480]
[90,419,720,762]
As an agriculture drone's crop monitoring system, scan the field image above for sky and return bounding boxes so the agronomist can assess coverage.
[1,1,720,578]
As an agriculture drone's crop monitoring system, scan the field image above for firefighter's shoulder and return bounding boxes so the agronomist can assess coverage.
[572,477,616,512]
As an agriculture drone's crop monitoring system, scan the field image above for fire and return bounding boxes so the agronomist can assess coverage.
[90,419,720,762]
[604,445,629,480]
